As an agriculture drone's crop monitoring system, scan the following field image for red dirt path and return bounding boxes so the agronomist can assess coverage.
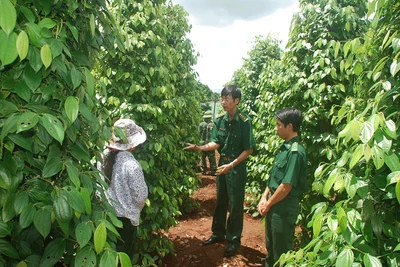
[161,173,266,267]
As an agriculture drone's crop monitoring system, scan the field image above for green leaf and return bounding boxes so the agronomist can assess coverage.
[75,246,97,267]
[313,212,323,237]
[337,151,350,167]
[28,46,43,72]
[364,144,372,162]
[65,22,79,42]
[8,134,32,151]
[71,67,82,89]
[100,251,117,266]
[154,143,162,152]
[40,44,52,69]
[336,248,354,266]
[85,68,94,96]
[354,62,363,76]
[94,223,107,254]
[65,96,79,123]
[349,144,364,170]
[19,6,35,22]
[100,219,119,236]
[390,59,400,77]
[337,207,347,232]
[118,252,133,267]
[384,153,400,172]
[25,22,44,47]
[23,64,42,90]
[360,121,374,143]
[324,169,338,196]
[350,119,362,141]
[0,100,17,116]
[76,222,92,247]
[65,187,86,213]
[371,215,383,238]
[57,218,70,237]
[383,120,397,139]
[0,0,17,36]
[372,145,385,170]
[0,221,10,237]
[14,192,29,214]
[0,31,18,65]
[16,30,29,60]
[0,239,19,259]
[53,193,73,222]
[66,161,80,188]
[38,18,56,29]
[327,215,338,232]
[50,39,63,58]
[33,208,51,238]
[16,112,39,133]
[39,238,66,267]
[42,156,62,178]
[40,114,65,144]
[396,180,400,205]
[90,14,95,38]
[363,253,382,267]
[0,169,10,189]
[2,194,16,222]
[19,205,35,229]
[81,187,92,215]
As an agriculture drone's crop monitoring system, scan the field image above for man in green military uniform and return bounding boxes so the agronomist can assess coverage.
[199,110,217,175]
[257,108,307,267]
[184,85,256,258]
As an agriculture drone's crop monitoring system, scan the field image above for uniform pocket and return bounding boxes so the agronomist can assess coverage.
[272,157,288,183]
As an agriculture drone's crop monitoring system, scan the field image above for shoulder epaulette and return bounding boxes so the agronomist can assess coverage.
[238,112,248,122]
[216,113,225,118]
[291,142,298,152]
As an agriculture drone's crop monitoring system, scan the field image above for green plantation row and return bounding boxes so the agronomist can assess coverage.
[0,0,399,266]
[235,0,400,266]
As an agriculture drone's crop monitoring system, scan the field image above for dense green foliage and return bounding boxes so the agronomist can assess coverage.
[235,0,400,266]
[0,0,203,266]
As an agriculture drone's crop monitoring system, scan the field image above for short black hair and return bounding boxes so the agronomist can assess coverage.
[221,85,241,100]
[275,108,303,132]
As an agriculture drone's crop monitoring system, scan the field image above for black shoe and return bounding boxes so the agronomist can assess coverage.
[202,236,225,246]
[224,244,239,258]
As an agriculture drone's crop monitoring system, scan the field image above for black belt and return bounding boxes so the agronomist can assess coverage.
[221,156,235,162]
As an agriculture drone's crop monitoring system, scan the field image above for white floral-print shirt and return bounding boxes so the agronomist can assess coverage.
[105,151,148,226]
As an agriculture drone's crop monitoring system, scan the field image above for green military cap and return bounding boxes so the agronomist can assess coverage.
[203,110,213,119]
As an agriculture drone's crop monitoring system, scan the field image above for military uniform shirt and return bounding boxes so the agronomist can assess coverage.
[210,109,256,159]
[199,120,214,144]
[268,136,307,197]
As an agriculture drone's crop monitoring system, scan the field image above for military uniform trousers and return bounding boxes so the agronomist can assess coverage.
[211,159,247,248]
[201,150,217,172]
[265,196,299,267]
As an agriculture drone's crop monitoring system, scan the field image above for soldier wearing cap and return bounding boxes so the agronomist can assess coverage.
[184,85,256,258]
[257,108,307,267]
[199,110,217,175]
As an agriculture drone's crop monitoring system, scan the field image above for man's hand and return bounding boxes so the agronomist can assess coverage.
[215,163,233,175]
[257,197,270,216]
[183,143,199,151]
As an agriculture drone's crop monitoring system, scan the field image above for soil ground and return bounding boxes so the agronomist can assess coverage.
[161,171,267,267]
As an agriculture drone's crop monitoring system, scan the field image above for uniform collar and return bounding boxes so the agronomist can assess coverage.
[223,109,240,122]
[281,136,300,150]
